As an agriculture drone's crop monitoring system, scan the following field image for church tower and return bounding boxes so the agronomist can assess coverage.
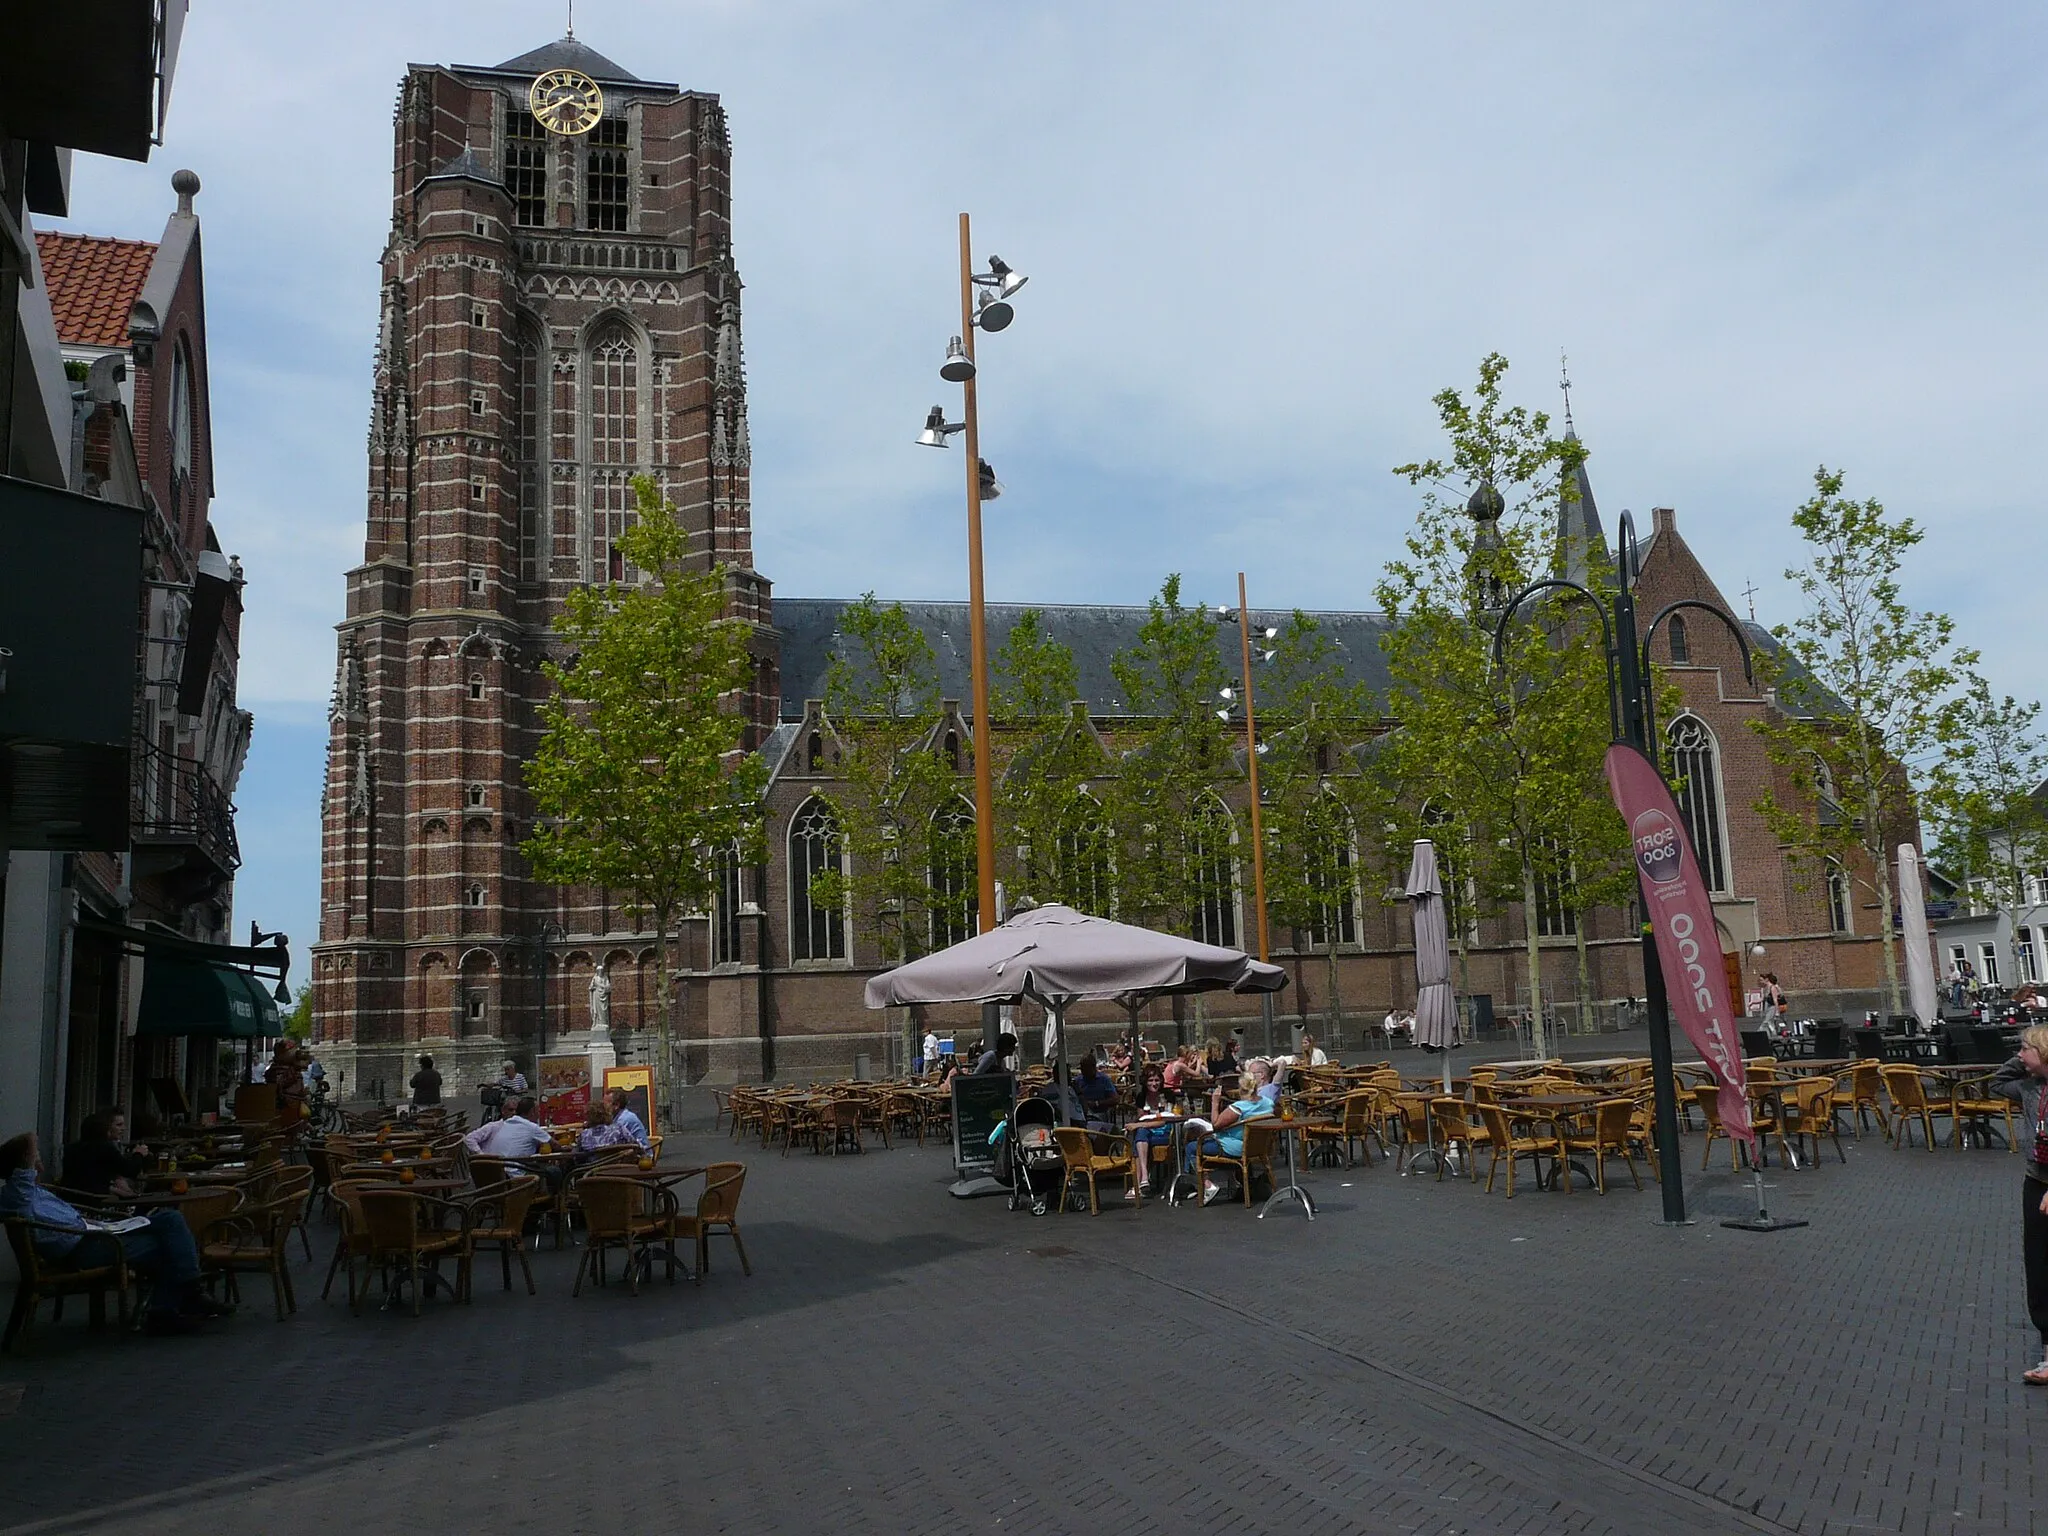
[313,36,775,1090]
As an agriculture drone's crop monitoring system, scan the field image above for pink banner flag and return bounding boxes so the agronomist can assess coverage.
[1604,742,1754,1146]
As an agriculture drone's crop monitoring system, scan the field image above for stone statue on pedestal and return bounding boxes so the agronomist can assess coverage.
[588,961,613,1038]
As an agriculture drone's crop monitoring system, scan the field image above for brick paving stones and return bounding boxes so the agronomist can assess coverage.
[1,1096,2041,1536]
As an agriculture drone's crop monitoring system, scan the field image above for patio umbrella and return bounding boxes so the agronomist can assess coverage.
[1404,839,1457,1095]
[866,903,1287,1126]
[1898,843,1941,1030]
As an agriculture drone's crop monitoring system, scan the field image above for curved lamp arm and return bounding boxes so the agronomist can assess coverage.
[1637,599,1756,761]
[1491,579,1620,742]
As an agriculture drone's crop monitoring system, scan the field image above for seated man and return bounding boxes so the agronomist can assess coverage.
[464,1096,553,1159]
[63,1108,151,1198]
[1073,1055,1119,1127]
[603,1088,650,1147]
[0,1131,225,1335]
[1183,1068,1275,1205]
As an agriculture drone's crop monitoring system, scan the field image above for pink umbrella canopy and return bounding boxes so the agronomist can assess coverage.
[864,903,1287,1011]
[1404,840,1458,1053]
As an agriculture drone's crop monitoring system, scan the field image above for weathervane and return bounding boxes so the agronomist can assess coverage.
[567,1,575,38]
[1741,580,1759,622]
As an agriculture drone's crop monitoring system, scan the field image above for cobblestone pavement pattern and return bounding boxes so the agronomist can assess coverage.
[1,1083,2041,1536]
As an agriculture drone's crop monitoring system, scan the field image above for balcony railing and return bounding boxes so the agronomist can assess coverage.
[132,741,240,873]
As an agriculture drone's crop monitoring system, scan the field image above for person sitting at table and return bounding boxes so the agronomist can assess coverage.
[934,1054,962,1086]
[1247,1058,1285,1105]
[1074,1055,1119,1127]
[0,1131,228,1335]
[576,1101,636,1155]
[1107,1040,1133,1072]
[603,1088,651,1147]
[1162,1045,1196,1094]
[1126,1063,1178,1199]
[1297,1032,1329,1068]
[1184,1068,1276,1205]
[464,1096,552,1160]
[972,1033,1018,1075]
[1209,1034,1242,1080]
[62,1108,151,1198]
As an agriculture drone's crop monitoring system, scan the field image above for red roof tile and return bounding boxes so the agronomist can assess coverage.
[35,232,159,349]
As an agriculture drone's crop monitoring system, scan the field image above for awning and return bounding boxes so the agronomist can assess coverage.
[136,957,279,1039]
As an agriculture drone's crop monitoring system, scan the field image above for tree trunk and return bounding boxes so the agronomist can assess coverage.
[658,914,679,1127]
[1521,857,1548,1059]
[1323,932,1344,1049]
[1867,787,1902,1017]
[1574,913,1592,1036]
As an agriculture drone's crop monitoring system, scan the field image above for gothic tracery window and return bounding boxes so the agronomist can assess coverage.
[1055,793,1113,916]
[929,798,978,951]
[1189,794,1239,949]
[1300,794,1359,949]
[585,116,629,231]
[506,107,549,227]
[789,798,847,962]
[587,321,639,583]
[1667,714,1730,894]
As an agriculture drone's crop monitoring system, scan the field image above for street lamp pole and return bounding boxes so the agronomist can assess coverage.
[1222,575,1275,1053]
[956,212,998,935]
[1494,510,1753,1225]
[533,919,565,1061]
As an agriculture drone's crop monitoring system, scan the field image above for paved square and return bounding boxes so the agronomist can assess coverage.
[2,1088,2040,1536]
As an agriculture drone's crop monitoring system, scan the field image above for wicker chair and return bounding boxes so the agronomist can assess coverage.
[573,1177,678,1296]
[465,1176,545,1294]
[1052,1128,1135,1213]
[3,1215,131,1351]
[671,1163,752,1279]
[352,1189,472,1315]
[1696,1083,1744,1171]
[1560,1098,1641,1194]
[201,1190,304,1321]
[1879,1065,1948,1151]
[1952,1072,2017,1151]
[1197,1120,1281,1208]
[1301,1089,1386,1169]
[1779,1078,1846,1166]
[1426,1095,1480,1182]
[1475,1104,1554,1198]
[1833,1060,1889,1138]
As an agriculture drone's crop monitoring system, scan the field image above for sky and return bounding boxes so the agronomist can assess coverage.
[43,1,2048,969]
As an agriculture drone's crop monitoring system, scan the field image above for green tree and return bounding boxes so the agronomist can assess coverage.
[1374,353,1615,1058]
[1927,676,2048,976]
[524,476,767,1107]
[1106,575,1236,942]
[1752,467,1975,1015]
[1256,610,1377,1037]
[280,987,313,1042]
[808,595,963,963]
[992,611,1109,912]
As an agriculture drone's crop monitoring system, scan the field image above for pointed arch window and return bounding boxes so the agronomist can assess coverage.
[512,321,544,581]
[929,798,978,950]
[1667,614,1690,664]
[1667,714,1730,893]
[712,845,745,965]
[1300,793,1358,948]
[1826,860,1853,934]
[789,798,847,962]
[1188,795,1239,949]
[1055,793,1113,916]
[587,321,639,584]
[1532,835,1577,938]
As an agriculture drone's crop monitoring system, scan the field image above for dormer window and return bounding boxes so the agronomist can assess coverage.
[586,116,628,231]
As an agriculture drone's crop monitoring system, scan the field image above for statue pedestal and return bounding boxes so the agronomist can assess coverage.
[585,1026,617,1086]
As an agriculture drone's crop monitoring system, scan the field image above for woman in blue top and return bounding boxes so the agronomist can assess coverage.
[1185,1063,1274,1205]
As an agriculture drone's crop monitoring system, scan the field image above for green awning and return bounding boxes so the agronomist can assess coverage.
[136,957,279,1039]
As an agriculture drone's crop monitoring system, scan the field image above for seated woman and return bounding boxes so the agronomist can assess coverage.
[1185,1064,1275,1205]
[1125,1063,1177,1199]
[575,1101,635,1156]
[62,1109,150,1197]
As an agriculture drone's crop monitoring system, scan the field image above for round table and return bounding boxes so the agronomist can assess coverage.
[1501,1093,1603,1189]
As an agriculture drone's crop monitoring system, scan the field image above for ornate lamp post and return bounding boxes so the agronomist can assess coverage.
[1215,576,1279,1053]
[531,918,566,1060]
[1494,510,1752,1224]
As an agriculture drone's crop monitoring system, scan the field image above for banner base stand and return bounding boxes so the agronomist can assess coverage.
[1722,1170,1808,1233]
[949,1175,1006,1199]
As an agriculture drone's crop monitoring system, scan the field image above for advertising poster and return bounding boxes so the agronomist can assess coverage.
[602,1064,656,1137]
[536,1053,592,1127]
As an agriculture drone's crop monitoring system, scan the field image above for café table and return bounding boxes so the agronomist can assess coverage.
[1778,1058,1853,1078]
[584,1161,707,1279]
[1500,1092,1603,1189]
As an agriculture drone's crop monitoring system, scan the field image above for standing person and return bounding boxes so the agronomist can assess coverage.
[409,1054,443,1111]
[1759,973,1788,1019]
[922,1029,941,1077]
[1993,1029,2048,1384]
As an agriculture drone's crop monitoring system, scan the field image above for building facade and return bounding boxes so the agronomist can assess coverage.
[314,36,1908,1101]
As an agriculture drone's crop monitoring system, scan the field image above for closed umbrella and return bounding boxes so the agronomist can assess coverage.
[1405,840,1458,1098]
[1898,843,1941,1030]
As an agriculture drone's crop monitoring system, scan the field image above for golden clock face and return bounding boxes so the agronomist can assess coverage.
[528,69,604,136]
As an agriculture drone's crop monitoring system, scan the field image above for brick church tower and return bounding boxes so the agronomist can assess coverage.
[313,35,774,1094]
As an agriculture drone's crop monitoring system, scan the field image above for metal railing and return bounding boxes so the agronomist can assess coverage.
[132,740,241,871]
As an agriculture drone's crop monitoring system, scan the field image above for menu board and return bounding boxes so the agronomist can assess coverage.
[950,1072,1014,1175]
[536,1053,591,1127]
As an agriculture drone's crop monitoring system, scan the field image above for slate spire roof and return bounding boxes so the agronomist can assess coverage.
[491,35,641,83]
[1558,420,1610,589]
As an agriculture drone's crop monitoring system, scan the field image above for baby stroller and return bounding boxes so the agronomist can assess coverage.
[1000,1095,1065,1216]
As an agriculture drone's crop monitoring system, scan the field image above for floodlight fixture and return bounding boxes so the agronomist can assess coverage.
[940,335,976,383]
[1219,687,1236,702]
[974,291,1015,332]
[978,458,1003,501]
[978,255,1028,298]
[917,405,964,448]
